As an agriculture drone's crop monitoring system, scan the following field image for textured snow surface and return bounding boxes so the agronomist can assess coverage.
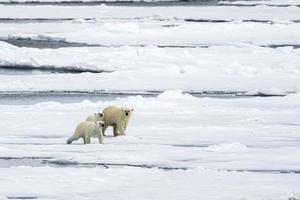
[1,42,300,92]
[1,21,300,46]
[0,92,300,199]
[0,166,300,200]
[220,0,300,5]
[0,5,299,93]
[1,5,300,21]
[1,2,300,199]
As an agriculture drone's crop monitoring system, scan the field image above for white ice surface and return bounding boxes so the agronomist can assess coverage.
[1,5,300,21]
[220,0,300,5]
[1,21,300,46]
[0,6,299,93]
[0,91,300,199]
[1,42,300,92]
[0,2,300,199]
[0,166,299,200]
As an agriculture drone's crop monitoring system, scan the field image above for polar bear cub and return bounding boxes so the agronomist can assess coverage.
[102,106,133,137]
[67,121,105,144]
[86,112,104,122]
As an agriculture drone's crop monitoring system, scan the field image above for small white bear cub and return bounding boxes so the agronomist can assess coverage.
[67,121,105,144]
[102,106,133,137]
[86,112,104,122]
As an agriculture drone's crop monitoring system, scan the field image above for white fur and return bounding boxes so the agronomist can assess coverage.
[86,112,104,122]
[67,121,104,144]
[102,106,133,136]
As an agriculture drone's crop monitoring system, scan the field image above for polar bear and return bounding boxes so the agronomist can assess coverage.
[67,121,105,144]
[102,106,133,137]
[86,112,104,122]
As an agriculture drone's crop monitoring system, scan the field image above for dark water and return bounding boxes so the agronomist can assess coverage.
[0,156,187,170]
[7,197,38,199]
[0,37,211,49]
[0,157,299,174]
[0,65,108,75]
[0,90,286,105]
[2,37,300,49]
[0,0,220,6]
[0,93,141,105]
[0,37,101,49]
[0,0,298,7]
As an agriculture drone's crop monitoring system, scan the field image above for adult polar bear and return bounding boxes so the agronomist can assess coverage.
[102,106,133,137]
[67,121,105,144]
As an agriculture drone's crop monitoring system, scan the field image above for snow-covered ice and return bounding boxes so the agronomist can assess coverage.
[1,41,300,93]
[0,91,300,199]
[1,5,300,21]
[220,0,300,6]
[1,21,300,46]
[0,6,299,94]
[0,2,300,199]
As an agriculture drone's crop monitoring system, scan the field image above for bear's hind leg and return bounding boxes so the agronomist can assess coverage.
[67,135,80,144]
[113,125,119,137]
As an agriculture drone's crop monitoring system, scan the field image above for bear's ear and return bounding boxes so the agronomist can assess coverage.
[131,109,134,111]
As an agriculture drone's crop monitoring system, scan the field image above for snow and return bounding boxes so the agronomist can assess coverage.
[0,42,299,93]
[1,91,300,167]
[0,92,300,199]
[1,21,300,46]
[0,5,300,21]
[220,0,300,6]
[0,5,300,95]
[0,2,300,199]
[0,166,300,200]
[204,142,248,152]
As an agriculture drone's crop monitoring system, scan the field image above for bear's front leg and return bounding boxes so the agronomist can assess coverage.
[123,120,128,132]
[102,125,108,136]
[98,130,104,144]
[117,122,125,136]
[85,134,91,144]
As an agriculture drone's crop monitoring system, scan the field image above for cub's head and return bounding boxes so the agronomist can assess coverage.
[121,108,134,118]
[95,112,104,121]
[95,121,105,127]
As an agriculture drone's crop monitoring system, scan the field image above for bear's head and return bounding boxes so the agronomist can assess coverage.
[95,121,105,127]
[121,108,134,118]
[95,112,104,121]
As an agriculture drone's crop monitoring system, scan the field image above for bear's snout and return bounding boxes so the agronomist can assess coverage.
[125,113,129,116]
[101,124,105,127]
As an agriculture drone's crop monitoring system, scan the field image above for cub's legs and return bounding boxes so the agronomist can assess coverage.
[67,135,80,144]
[84,133,91,144]
[98,130,104,144]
